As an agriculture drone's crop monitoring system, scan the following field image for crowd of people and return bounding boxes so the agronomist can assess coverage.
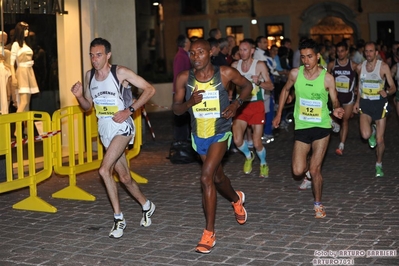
[170,29,398,253]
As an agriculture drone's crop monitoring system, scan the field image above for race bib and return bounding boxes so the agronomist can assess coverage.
[336,76,350,93]
[361,82,380,100]
[94,98,119,117]
[299,98,322,122]
[193,91,221,118]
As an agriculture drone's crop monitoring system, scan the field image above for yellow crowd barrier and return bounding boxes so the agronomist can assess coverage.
[0,111,56,213]
[0,106,146,213]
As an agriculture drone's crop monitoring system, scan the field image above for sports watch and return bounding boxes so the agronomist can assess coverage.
[235,98,243,106]
[128,106,135,113]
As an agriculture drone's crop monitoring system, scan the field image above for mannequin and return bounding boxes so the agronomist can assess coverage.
[10,21,39,116]
[0,31,12,114]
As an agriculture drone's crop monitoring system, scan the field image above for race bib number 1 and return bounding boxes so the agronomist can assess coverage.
[193,91,221,118]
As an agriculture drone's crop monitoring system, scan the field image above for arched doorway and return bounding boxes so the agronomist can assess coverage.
[299,2,360,46]
[310,16,354,45]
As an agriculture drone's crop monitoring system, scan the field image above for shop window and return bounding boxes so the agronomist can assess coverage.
[186,27,204,39]
[265,23,284,48]
[226,26,244,45]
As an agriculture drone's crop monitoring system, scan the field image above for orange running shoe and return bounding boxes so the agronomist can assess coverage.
[232,191,247,224]
[335,148,343,156]
[195,229,216,254]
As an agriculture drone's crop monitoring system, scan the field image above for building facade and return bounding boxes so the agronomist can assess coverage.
[140,0,399,81]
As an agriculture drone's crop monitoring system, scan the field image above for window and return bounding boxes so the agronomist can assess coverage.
[265,24,284,48]
[226,26,244,45]
[186,27,204,39]
[377,21,395,47]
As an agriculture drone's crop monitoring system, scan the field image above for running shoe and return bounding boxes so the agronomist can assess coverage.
[335,143,344,156]
[331,120,340,133]
[243,152,255,174]
[195,229,216,254]
[298,171,312,190]
[260,164,269,178]
[298,178,312,190]
[109,218,126,238]
[335,148,343,156]
[368,124,376,148]
[261,134,274,144]
[314,204,326,219]
[232,191,247,225]
[375,165,384,177]
[140,201,156,227]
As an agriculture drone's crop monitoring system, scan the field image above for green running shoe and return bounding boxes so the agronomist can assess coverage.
[368,124,376,148]
[375,165,384,177]
[243,151,255,174]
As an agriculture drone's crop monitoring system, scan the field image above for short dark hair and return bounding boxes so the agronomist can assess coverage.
[209,28,220,38]
[364,41,377,50]
[240,38,255,48]
[255,36,265,47]
[176,34,187,48]
[231,45,239,55]
[335,41,348,50]
[90,38,111,54]
[299,38,319,54]
[207,37,219,48]
[281,38,291,45]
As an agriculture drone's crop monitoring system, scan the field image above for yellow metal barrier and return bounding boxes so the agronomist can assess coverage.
[0,106,147,213]
[0,111,56,213]
[51,106,147,201]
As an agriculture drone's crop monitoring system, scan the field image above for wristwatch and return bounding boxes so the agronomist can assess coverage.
[235,98,243,106]
[128,106,135,113]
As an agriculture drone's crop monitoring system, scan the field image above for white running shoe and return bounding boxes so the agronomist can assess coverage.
[140,201,156,227]
[331,120,340,133]
[109,218,126,238]
[298,171,312,190]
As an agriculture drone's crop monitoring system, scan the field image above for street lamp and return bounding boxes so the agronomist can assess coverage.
[251,0,257,25]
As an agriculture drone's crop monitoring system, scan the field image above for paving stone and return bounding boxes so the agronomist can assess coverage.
[0,111,398,265]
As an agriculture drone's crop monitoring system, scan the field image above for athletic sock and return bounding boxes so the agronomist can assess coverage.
[142,200,151,211]
[114,212,124,220]
[338,142,344,150]
[256,147,267,165]
[237,141,251,159]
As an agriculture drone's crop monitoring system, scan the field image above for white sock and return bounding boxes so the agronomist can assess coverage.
[339,142,344,150]
[142,200,151,211]
[114,212,123,220]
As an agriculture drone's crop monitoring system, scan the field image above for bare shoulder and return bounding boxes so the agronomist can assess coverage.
[231,61,238,68]
[256,60,266,68]
[289,67,299,77]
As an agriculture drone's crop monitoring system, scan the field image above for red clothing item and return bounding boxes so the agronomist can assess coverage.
[173,47,191,93]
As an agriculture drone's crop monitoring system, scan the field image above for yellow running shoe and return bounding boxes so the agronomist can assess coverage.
[243,151,255,174]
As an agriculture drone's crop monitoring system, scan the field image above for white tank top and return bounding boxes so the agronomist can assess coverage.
[360,60,384,101]
[236,59,264,102]
[90,71,125,119]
